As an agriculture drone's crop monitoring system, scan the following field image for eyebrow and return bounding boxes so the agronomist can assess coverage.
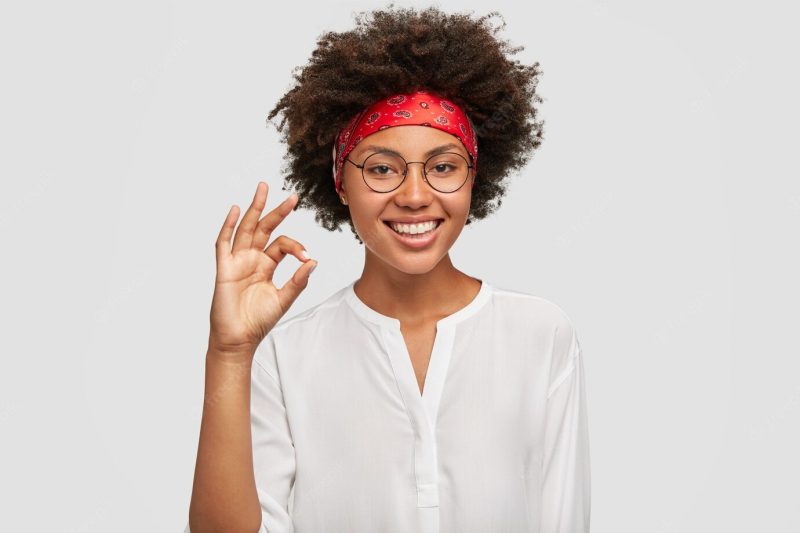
[357,143,464,159]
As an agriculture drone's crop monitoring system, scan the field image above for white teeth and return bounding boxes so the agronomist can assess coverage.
[389,220,440,235]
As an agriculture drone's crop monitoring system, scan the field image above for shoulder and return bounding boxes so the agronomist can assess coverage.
[270,284,351,336]
[253,284,350,365]
[488,282,581,383]
[488,282,578,336]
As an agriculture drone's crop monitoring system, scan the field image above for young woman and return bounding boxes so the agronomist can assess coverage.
[188,6,590,533]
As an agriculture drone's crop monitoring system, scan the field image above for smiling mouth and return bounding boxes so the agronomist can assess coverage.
[383,219,444,237]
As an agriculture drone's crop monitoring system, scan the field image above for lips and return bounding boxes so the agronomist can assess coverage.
[383,219,443,233]
[383,219,444,249]
[383,218,444,225]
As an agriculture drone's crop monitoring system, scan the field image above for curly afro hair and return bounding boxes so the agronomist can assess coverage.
[266,4,545,243]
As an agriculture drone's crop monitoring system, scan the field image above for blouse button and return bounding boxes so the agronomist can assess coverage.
[417,482,439,507]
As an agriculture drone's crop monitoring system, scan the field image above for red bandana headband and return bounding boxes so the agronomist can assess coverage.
[331,89,478,194]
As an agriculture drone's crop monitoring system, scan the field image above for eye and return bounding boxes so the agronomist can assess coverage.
[366,163,401,176]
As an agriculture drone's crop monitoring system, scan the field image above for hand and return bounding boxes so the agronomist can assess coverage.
[208,182,317,358]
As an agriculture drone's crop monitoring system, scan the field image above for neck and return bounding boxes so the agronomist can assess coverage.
[354,251,481,326]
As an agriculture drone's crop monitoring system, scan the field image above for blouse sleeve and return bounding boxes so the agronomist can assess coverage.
[250,332,297,533]
[540,326,591,532]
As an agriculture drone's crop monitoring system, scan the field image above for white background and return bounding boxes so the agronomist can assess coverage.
[1,0,798,531]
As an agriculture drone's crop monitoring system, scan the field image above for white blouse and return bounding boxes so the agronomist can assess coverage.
[186,278,590,533]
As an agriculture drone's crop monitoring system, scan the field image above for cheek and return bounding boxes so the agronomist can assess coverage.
[348,201,388,247]
[445,193,472,221]
[350,197,384,224]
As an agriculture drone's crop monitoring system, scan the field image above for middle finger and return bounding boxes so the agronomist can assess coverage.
[252,191,298,251]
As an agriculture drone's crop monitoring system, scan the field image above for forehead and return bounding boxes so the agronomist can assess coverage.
[351,125,467,158]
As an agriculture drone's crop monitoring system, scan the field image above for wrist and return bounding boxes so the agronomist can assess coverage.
[206,344,256,365]
[207,332,259,359]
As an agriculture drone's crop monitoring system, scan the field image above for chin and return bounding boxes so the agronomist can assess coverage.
[380,240,455,276]
[384,256,443,276]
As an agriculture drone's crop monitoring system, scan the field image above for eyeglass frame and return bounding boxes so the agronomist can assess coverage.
[343,150,475,193]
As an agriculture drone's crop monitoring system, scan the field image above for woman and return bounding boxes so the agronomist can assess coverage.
[188,6,590,533]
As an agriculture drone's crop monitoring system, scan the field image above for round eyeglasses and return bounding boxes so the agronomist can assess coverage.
[344,151,474,193]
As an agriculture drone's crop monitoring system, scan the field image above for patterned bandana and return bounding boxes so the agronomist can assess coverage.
[331,89,478,193]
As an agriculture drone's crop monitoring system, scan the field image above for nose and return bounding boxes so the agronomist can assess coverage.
[393,162,434,206]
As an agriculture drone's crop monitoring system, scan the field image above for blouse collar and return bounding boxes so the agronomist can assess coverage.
[344,278,492,330]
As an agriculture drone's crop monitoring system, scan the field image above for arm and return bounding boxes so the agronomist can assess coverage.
[187,181,310,532]
[187,333,297,533]
[188,348,262,533]
[540,331,592,532]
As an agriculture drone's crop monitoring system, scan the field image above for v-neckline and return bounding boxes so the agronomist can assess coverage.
[343,278,493,509]
[344,278,492,423]
[343,277,490,333]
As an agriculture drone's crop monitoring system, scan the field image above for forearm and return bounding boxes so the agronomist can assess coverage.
[189,348,262,533]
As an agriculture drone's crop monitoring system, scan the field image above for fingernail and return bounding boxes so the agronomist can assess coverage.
[300,249,310,260]
[309,262,317,275]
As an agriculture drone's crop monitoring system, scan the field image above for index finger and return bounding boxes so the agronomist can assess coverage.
[252,191,298,251]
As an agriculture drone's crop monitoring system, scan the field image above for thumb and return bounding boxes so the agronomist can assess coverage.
[278,260,317,311]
